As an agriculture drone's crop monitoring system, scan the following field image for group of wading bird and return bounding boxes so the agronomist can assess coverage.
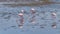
[17,8,57,30]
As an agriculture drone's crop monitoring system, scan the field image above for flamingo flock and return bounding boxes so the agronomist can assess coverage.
[17,8,57,31]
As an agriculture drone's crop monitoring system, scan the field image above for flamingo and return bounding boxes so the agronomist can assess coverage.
[30,8,36,24]
[18,10,25,29]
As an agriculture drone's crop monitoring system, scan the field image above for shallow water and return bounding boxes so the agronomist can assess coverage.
[0,4,60,34]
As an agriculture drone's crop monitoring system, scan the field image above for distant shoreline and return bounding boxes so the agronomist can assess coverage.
[1,2,60,7]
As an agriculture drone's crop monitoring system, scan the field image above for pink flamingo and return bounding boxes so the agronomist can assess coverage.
[18,10,25,28]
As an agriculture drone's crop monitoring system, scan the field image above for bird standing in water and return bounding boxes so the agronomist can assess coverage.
[30,8,36,24]
[18,10,25,29]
